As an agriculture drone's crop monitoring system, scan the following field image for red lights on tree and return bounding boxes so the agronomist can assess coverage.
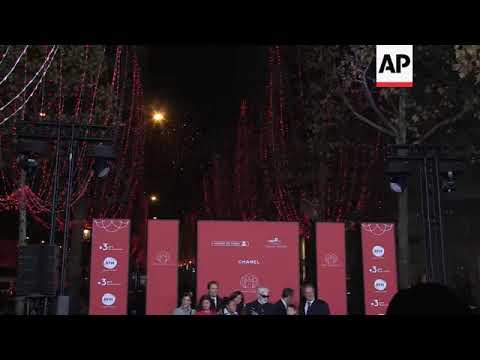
[0,46,145,250]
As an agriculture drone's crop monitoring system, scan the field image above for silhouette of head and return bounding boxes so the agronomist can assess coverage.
[386,283,471,315]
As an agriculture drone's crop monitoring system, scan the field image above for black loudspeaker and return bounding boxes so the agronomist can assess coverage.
[17,245,59,297]
[17,246,40,296]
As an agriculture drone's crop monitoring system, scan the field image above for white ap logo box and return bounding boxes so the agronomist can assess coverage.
[376,45,413,88]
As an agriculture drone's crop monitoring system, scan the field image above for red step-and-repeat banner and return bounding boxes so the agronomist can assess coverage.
[146,220,179,315]
[197,221,300,304]
[89,219,131,315]
[361,223,398,315]
[316,223,347,315]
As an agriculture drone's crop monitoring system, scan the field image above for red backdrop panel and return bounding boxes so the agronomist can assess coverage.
[89,219,130,315]
[361,223,398,315]
[146,220,179,315]
[197,221,300,304]
[316,223,347,315]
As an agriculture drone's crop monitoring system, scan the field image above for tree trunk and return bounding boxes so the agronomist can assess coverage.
[68,197,88,314]
[396,90,410,289]
[15,169,27,315]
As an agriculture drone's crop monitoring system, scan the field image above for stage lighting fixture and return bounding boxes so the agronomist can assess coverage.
[94,158,111,178]
[442,171,456,193]
[16,139,49,156]
[389,176,407,193]
[16,139,49,177]
[17,155,39,177]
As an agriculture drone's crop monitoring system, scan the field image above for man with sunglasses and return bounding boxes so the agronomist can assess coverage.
[245,287,274,315]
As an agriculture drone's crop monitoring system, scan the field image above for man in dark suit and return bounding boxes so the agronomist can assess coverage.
[206,280,223,313]
[299,283,330,315]
[272,288,294,315]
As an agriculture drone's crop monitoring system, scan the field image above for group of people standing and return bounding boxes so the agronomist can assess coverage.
[172,281,330,315]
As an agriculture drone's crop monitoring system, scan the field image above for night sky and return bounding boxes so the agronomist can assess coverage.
[143,45,237,120]
[143,46,241,217]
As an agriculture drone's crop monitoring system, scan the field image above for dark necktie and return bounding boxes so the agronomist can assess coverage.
[307,301,312,314]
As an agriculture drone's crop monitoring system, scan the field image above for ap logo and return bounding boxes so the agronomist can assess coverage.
[376,45,413,88]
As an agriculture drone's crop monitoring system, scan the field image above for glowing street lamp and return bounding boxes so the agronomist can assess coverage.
[152,111,165,124]
[150,195,158,202]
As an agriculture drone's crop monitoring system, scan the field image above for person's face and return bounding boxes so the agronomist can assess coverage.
[201,299,211,311]
[227,301,237,313]
[208,283,218,297]
[304,287,315,301]
[258,292,270,303]
[285,294,294,305]
[287,307,297,315]
[234,294,243,305]
[182,296,192,308]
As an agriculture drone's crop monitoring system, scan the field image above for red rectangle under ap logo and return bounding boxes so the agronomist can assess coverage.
[376,45,413,88]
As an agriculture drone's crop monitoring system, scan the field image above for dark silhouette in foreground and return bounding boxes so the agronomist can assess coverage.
[386,283,472,315]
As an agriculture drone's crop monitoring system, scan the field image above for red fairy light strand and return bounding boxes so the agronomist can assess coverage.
[0,45,145,230]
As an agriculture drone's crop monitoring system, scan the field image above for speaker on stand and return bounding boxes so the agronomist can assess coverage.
[17,244,60,315]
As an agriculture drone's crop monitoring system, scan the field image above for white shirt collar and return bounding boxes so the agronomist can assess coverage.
[223,308,238,315]
[281,298,288,309]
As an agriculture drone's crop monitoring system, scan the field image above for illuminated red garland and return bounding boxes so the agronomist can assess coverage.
[0,46,145,238]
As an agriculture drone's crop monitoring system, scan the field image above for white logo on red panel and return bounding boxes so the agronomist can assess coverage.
[238,259,260,265]
[372,245,385,257]
[370,299,386,307]
[324,253,339,266]
[101,293,116,306]
[265,236,287,248]
[97,278,119,287]
[98,242,123,252]
[374,279,387,291]
[99,243,111,251]
[211,240,249,248]
[103,257,118,270]
[362,224,393,236]
[94,219,129,233]
[240,273,259,289]
[369,266,384,273]
[155,251,171,265]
